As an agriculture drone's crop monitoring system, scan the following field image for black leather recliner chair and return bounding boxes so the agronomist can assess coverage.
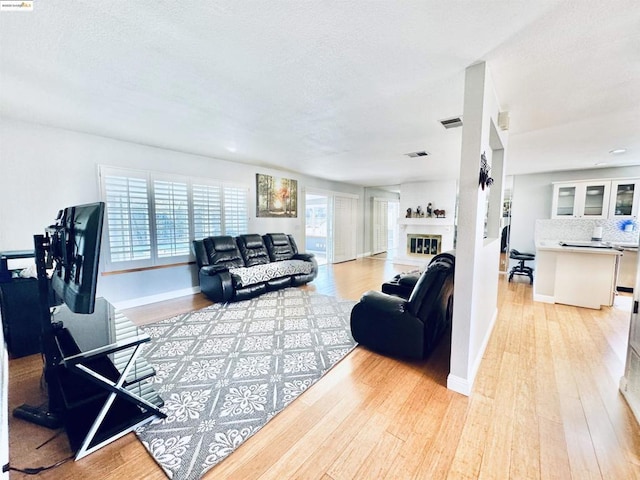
[350,252,455,360]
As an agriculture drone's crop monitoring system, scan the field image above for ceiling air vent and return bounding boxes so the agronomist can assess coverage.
[440,116,463,129]
[404,151,430,158]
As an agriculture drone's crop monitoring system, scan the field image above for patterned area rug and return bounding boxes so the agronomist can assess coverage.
[135,288,357,480]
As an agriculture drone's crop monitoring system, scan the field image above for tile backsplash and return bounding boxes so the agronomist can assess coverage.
[535,218,640,244]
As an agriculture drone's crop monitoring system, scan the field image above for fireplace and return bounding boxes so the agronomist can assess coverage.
[407,234,441,256]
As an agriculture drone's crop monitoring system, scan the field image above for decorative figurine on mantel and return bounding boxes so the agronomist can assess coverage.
[406,207,412,218]
[426,203,433,217]
[416,205,423,217]
[434,209,446,218]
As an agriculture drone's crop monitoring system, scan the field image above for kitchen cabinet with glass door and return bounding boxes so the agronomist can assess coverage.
[551,181,611,219]
[609,179,640,219]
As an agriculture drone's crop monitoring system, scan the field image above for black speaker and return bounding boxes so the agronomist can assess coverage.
[0,277,41,358]
[0,256,10,283]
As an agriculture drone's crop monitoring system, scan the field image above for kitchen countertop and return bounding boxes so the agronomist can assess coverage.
[614,242,639,249]
[536,240,624,255]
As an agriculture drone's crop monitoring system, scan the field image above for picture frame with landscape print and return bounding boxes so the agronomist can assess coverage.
[256,173,298,218]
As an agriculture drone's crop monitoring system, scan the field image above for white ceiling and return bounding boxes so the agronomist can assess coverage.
[1,1,638,187]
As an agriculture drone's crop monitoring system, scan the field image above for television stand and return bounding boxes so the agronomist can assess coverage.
[47,298,166,460]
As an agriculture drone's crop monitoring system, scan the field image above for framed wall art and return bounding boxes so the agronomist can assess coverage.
[256,173,298,217]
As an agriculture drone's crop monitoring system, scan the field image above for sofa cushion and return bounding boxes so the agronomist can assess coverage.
[229,259,314,287]
[237,234,270,267]
[263,233,295,262]
[203,236,244,270]
[287,234,299,255]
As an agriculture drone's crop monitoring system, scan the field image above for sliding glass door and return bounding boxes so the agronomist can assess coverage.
[305,193,328,265]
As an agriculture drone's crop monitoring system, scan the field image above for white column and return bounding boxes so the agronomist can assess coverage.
[447,62,508,396]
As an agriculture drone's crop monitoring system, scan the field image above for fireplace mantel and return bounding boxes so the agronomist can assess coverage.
[399,218,454,227]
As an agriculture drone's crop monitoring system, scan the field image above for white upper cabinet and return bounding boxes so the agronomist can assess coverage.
[551,180,611,219]
[609,179,640,219]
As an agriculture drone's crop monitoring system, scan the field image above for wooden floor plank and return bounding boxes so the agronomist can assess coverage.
[410,393,469,480]
[476,352,518,480]
[509,297,542,480]
[547,309,603,479]
[446,393,492,479]
[254,393,363,480]
[352,430,404,480]
[538,416,572,480]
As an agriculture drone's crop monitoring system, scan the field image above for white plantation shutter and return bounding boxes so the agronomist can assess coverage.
[154,180,190,258]
[223,185,249,236]
[192,183,223,239]
[103,174,152,264]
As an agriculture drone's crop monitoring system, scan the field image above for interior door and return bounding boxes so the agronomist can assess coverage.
[372,198,389,255]
[387,200,399,251]
[332,195,358,263]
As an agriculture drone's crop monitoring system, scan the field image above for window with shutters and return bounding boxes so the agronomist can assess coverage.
[192,183,223,239]
[102,173,151,266]
[154,179,190,258]
[99,166,249,271]
[223,185,249,236]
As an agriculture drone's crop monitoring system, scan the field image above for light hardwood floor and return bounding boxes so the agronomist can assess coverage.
[7,258,640,479]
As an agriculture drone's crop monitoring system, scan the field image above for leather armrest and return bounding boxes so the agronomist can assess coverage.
[199,270,234,302]
[293,253,315,262]
[398,273,420,287]
[359,290,408,316]
[200,265,228,275]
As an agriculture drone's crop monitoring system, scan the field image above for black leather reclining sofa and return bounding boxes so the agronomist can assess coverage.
[193,233,318,303]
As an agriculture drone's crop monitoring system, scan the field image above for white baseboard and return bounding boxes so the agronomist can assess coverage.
[533,293,554,304]
[358,251,372,258]
[112,286,201,310]
[392,257,425,267]
[447,374,471,396]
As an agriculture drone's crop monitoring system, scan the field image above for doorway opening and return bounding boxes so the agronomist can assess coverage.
[387,200,400,260]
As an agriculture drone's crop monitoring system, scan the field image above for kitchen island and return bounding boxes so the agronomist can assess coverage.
[534,241,622,309]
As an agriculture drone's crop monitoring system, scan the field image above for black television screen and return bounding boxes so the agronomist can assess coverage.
[48,202,105,314]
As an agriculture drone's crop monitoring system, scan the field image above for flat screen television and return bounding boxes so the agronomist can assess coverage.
[47,202,105,314]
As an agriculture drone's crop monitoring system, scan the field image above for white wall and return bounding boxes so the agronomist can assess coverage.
[510,166,640,256]
[0,117,364,305]
[400,180,457,219]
